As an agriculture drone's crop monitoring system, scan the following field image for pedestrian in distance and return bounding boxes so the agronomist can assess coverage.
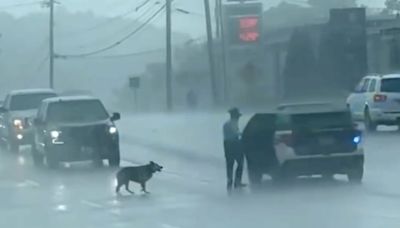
[223,107,246,194]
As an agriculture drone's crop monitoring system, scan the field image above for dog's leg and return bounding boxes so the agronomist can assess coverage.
[125,182,134,194]
[115,181,123,194]
[141,182,149,194]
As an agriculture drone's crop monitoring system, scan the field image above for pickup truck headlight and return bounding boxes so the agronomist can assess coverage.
[50,130,60,139]
[13,119,23,129]
[50,130,64,145]
[109,126,117,134]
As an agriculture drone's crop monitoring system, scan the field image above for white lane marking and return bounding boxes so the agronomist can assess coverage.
[16,179,40,188]
[162,224,181,228]
[81,200,104,209]
[17,156,25,166]
[55,204,68,212]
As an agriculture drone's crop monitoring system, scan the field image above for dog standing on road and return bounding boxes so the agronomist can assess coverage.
[116,161,163,194]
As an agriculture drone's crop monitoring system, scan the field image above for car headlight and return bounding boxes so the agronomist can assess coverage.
[109,126,117,134]
[50,130,60,139]
[13,119,23,129]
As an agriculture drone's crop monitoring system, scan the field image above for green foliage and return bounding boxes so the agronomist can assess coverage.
[384,0,400,14]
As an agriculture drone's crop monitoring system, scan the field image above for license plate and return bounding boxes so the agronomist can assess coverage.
[318,136,335,146]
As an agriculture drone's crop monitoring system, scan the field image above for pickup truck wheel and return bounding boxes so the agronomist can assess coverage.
[31,145,44,167]
[364,109,377,132]
[347,165,364,184]
[108,145,120,167]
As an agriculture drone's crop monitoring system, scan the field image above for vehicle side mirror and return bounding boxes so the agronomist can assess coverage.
[111,112,121,121]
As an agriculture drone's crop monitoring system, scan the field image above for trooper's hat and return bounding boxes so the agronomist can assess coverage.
[228,107,242,117]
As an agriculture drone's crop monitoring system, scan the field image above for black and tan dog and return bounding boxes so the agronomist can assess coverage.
[116,161,163,194]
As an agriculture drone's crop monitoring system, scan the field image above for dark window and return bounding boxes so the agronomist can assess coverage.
[381,78,400,93]
[360,79,370,92]
[354,79,365,92]
[276,114,291,131]
[47,100,109,123]
[292,112,352,130]
[10,93,56,111]
[368,79,377,92]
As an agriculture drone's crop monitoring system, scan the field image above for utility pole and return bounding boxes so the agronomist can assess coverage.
[166,0,173,111]
[217,0,228,103]
[215,0,220,38]
[49,0,55,89]
[204,0,218,105]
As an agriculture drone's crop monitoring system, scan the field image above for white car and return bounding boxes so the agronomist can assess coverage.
[347,74,400,131]
[0,89,57,152]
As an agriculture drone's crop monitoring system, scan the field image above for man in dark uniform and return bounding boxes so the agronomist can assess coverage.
[223,107,246,193]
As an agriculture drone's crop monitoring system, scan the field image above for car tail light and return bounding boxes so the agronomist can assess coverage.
[373,94,387,102]
[276,133,293,147]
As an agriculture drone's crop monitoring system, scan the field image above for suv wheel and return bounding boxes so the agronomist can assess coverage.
[364,108,377,132]
[31,145,44,167]
[108,145,120,167]
[347,164,364,184]
[45,147,59,169]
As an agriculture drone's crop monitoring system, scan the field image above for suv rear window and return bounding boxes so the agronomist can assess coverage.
[291,112,353,130]
[10,93,56,111]
[381,78,400,92]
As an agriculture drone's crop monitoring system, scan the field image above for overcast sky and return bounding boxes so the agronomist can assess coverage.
[0,0,387,37]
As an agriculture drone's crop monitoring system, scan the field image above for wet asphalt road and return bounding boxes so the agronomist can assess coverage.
[1,123,400,228]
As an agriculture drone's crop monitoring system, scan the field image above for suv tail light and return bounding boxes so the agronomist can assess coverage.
[373,94,387,102]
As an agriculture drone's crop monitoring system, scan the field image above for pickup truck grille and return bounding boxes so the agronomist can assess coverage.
[61,125,108,146]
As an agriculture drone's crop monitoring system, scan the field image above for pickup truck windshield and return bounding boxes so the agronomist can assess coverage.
[47,100,109,123]
[10,93,56,111]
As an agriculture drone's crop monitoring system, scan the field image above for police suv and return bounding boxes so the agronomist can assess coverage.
[242,103,364,186]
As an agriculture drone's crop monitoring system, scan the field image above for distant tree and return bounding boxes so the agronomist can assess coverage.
[384,0,400,14]
[264,2,314,28]
[308,0,358,9]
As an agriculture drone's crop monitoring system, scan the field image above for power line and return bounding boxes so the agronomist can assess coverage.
[59,1,159,38]
[57,4,166,58]
[58,36,205,60]
[92,2,162,44]
[0,1,42,10]
[66,48,165,59]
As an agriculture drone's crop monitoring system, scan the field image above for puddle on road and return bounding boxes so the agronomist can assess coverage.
[16,179,40,188]
[54,204,68,212]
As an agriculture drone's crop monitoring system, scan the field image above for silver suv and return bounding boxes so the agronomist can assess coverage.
[347,74,400,131]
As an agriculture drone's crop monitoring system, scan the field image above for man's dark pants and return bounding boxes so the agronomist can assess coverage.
[224,139,244,190]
